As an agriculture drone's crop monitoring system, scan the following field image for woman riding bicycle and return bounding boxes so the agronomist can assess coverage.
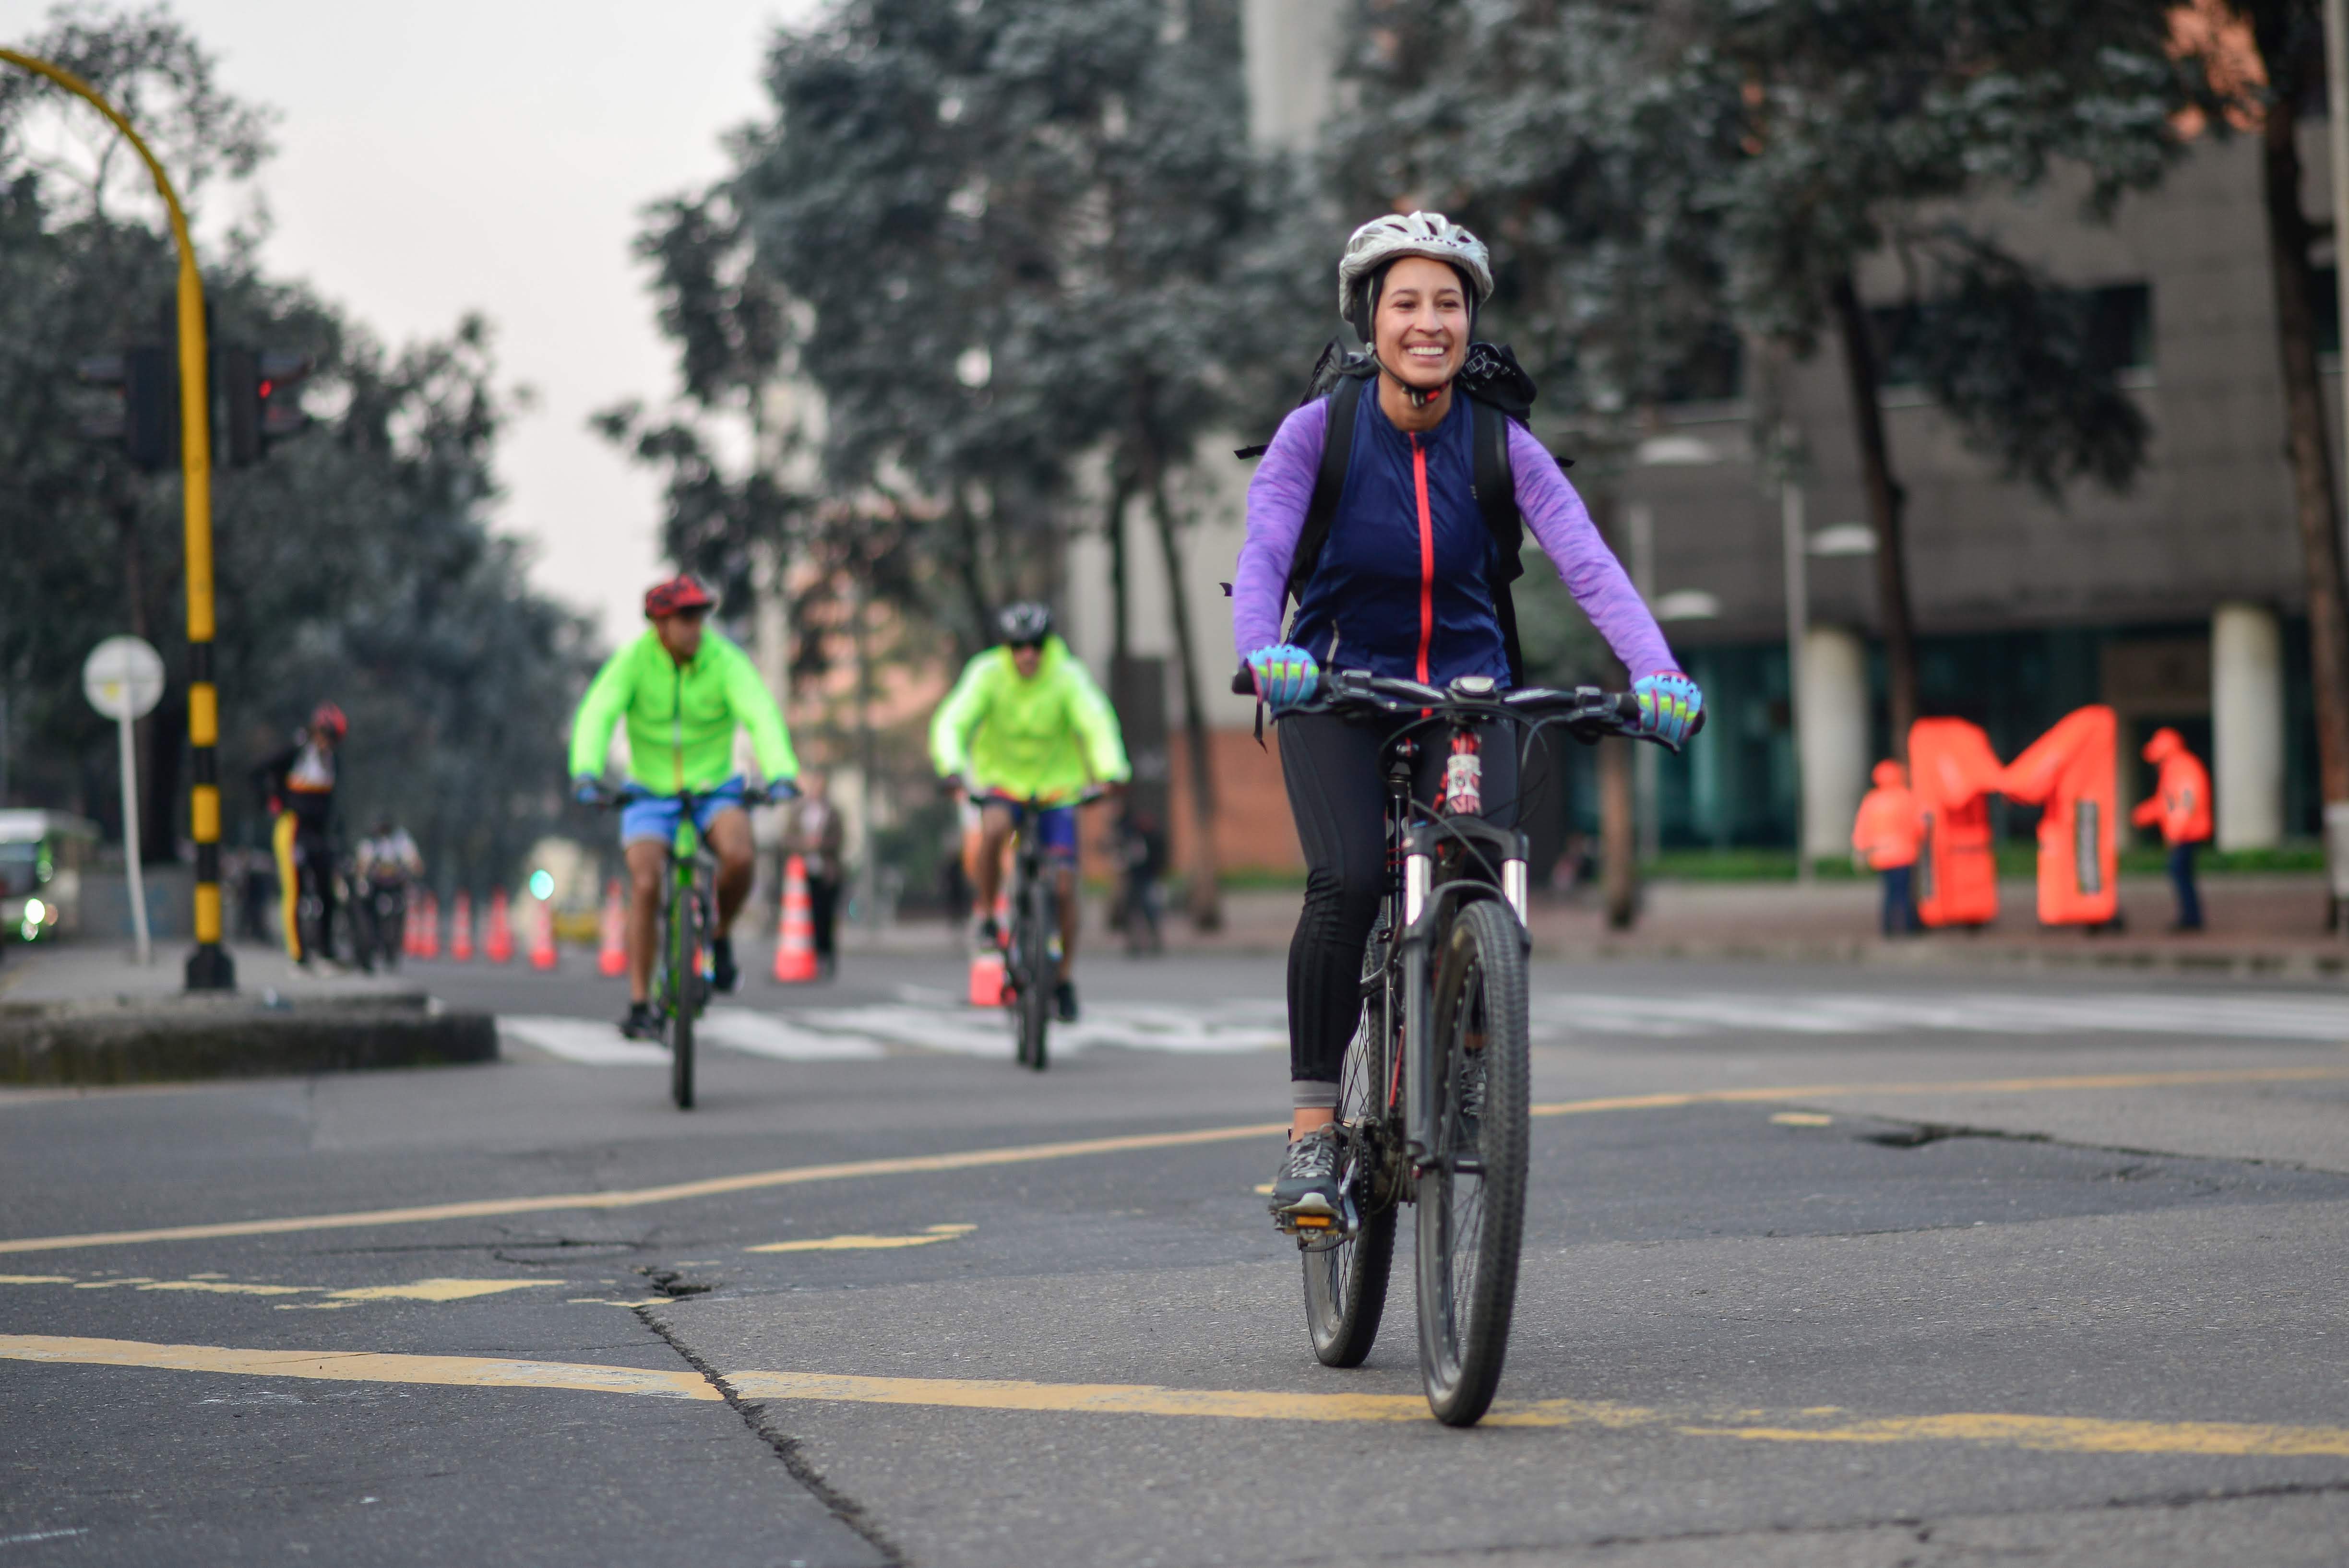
[1233,212,1704,1222]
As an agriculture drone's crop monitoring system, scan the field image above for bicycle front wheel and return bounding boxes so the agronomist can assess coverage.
[1014,878,1054,1071]
[666,881,704,1110]
[1413,897,1530,1425]
[1302,945,1397,1367]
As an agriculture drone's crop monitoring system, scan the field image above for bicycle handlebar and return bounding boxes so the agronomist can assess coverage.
[1228,666,1690,751]
[578,779,799,810]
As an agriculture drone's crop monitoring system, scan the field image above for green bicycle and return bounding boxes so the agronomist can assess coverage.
[593,782,790,1109]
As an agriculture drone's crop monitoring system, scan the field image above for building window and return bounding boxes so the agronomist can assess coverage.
[1659,322,1744,404]
[1870,282,2153,388]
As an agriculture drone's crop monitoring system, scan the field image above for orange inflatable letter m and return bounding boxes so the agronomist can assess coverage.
[2000,705,2119,927]
[1908,719,2003,927]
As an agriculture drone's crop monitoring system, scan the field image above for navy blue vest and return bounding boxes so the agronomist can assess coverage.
[1288,391,1510,685]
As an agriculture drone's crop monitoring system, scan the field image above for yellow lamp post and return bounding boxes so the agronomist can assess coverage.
[2,48,234,989]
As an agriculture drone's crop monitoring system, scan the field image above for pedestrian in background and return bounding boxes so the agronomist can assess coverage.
[782,769,847,977]
[2133,728,2212,931]
[1852,760,1925,936]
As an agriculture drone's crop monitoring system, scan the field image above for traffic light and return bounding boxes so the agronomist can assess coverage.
[218,346,314,466]
[75,345,178,473]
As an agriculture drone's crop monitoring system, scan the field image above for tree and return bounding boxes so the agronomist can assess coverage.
[702,0,1296,928]
[2191,0,2349,913]
[0,5,595,896]
[1689,0,2186,753]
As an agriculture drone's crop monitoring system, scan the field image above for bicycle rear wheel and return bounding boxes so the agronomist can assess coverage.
[666,876,704,1110]
[1302,937,1397,1367]
[1413,898,1530,1425]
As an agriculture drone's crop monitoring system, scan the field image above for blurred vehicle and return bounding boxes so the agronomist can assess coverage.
[0,811,100,943]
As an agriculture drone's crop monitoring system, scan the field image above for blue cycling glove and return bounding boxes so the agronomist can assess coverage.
[1245,643,1321,712]
[572,776,602,805]
[1634,671,1704,746]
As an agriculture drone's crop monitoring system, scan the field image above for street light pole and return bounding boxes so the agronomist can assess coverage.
[2,48,232,990]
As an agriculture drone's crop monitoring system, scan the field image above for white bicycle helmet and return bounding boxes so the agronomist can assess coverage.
[1337,211,1494,336]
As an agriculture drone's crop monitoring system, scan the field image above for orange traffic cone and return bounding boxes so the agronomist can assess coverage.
[773,855,820,983]
[418,893,441,959]
[450,892,474,962]
[596,879,627,977]
[485,887,514,964]
[529,893,558,970]
[966,887,1009,1007]
[404,898,422,958]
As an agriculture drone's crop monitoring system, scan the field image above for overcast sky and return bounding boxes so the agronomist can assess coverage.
[2,0,817,641]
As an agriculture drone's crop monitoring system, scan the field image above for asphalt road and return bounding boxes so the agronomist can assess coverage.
[4,949,2349,1566]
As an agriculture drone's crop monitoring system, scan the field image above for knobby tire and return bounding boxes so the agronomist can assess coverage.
[667,868,703,1111]
[1302,932,1397,1367]
[1414,898,1530,1426]
[1014,873,1053,1072]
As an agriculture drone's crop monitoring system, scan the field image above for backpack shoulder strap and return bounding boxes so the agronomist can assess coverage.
[1281,373,1368,612]
[1469,396,1528,686]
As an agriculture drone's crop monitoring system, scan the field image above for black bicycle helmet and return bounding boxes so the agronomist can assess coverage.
[996,602,1053,645]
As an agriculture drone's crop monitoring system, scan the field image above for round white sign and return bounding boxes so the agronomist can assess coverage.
[83,635,166,721]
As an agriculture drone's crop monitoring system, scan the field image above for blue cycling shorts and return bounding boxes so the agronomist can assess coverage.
[620,776,747,847]
[983,796,1079,863]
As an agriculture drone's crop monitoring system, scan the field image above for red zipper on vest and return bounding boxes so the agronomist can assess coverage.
[1410,431,1434,683]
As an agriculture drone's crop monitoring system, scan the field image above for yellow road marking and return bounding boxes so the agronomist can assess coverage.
[1771,1112,1834,1127]
[0,1334,717,1400]
[748,1224,974,1254]
[5,1333,2342,1456]
[136,1281,312,1296]
[0,1123,1284,1256]
[318,1278,557,1303]
[1526,1064,2349,1118]
[8,1064,2347,1259]
[0,1275,71,1285]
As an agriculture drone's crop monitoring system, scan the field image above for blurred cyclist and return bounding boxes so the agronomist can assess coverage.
[930,602,1130,1022]
[570,574,799,1039]
[352,818,424,972]
[256,702,347,966]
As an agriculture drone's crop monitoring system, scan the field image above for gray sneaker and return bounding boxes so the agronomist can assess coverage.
[1268,1126,1346,1233]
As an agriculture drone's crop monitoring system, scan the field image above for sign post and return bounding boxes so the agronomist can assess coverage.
[83,636,166,965]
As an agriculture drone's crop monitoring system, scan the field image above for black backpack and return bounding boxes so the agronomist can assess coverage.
[1237,341,1549,685]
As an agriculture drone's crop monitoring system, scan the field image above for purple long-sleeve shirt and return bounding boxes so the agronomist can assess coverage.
[1231,395,1677,679]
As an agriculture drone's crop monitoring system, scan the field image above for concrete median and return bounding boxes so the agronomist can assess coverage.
[0,989,497,1086]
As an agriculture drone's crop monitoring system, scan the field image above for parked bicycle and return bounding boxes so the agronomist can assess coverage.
[1250,667,1692,1425]
[983,786,1109,1071]
[587,781,791,1109]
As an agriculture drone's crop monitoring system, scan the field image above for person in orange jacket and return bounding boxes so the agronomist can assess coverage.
[2133,727,2212,931]
[1852,760,1926,936]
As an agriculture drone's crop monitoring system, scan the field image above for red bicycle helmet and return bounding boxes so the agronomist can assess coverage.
[310,701,348,740]
[644,574,715,618]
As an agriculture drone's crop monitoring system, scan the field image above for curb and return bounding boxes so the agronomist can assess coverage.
[1531,938,2349,980]
[0,995,499,1085]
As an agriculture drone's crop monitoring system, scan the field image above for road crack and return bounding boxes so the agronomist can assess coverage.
[634,1304,907,1567]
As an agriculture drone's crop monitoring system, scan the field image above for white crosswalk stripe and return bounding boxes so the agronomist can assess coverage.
[1529,991,2349,1044]
[500,998,1284,1065]
[504,987,2347,1067]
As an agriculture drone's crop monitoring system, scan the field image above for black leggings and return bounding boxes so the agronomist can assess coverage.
[1278,712,1518,1100]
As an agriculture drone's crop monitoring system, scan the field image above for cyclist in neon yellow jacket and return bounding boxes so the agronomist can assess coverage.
[571,575,799,1036]
[930,603,1130,1022]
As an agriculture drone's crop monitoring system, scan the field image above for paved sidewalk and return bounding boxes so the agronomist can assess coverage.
[0,940,423,1009]
[869,872,2349,978]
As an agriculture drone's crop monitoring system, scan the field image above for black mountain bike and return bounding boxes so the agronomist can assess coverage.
[590,782,790,1110]
[1262,668,1690,1425]
[988,787,1108,1071]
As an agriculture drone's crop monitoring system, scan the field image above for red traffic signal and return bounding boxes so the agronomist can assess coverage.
[219,346,314,466]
